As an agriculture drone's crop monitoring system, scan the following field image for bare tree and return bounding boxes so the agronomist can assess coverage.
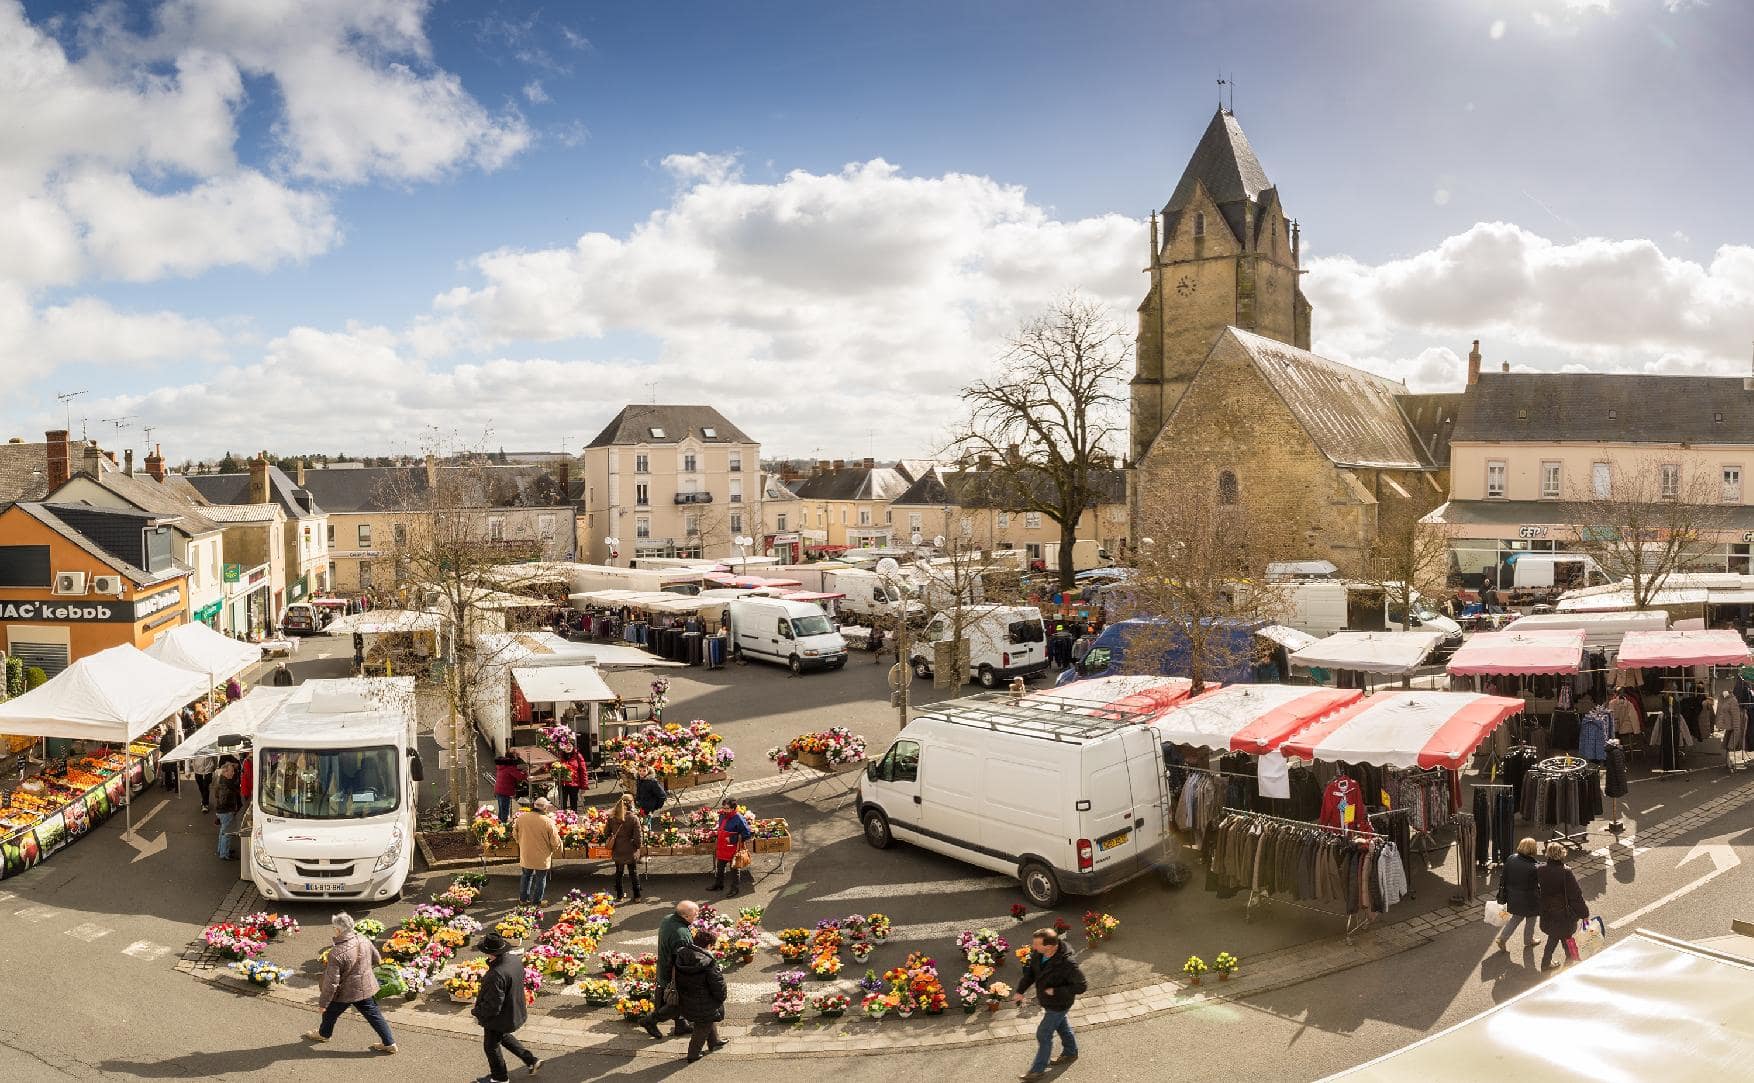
[1358,499,1452,630]
[1112,474,1296,692]
[901,537,1026,691]
[1561,458,1730,610]
[959,294,1129,592]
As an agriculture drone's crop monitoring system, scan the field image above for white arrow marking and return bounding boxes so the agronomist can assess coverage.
[814,876,1014,902]
[1609,840,1741,930]
[121,800,168,862]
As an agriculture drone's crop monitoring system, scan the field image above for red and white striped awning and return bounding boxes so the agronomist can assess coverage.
[1151,684,1365,753]
[1279,691,1526,769]
[1615,629,1752,669]
[1446,629,1586,676]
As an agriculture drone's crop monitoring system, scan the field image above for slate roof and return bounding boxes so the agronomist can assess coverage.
[11,502,184,585]
[790,465,913,503]
[586,405,751,448]
[1398,393,1465,468]
[893,466,1127,510]
[65,469,225,537]
[1220,328,1437,470]
[295,465,570,513]
[1162,108,1273,243]
[184,465,324,520]
[1451,373,1754,444]
[0,441,49,502]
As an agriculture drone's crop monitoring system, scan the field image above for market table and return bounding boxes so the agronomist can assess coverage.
[258,639,299,658]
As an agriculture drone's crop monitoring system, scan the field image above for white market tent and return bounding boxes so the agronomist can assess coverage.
[145,621,262,683]
[1615,628,1752,669]
[1151,684,1364,753]
[1280,690,1526,770]
[324,610,444,636]
[1446,629,1586,677]
[468,590,551,610]
[1503,609,1669,650]
[512,665,617,704]
[0,644,210,743]
[161,686,300,762]
[1256,624,1318,653]
[1288,630,1445,675]
[1027,675,1202,718]
[1324,933,1754,1082]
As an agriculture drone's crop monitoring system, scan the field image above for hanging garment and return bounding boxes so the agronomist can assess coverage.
[1719,692,1748,755]
[1319,777,1374,835]
[1603,742,1629,799]
[1550,709,1580,751]
[1609,695,1641,737]
[1377,841,1409,908]
[1471,788,1490,864]
[1453,812,1478,897]
[1578,708,1612,762]
[1493,790,1517,864]
[1257,751,1291,800]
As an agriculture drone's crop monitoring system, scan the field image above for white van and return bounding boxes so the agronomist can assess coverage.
[909,604,1048,688]
[1281,579,1462,650]
[247,677,422,904]
[858,678,1179,906]
[728,596,848,674]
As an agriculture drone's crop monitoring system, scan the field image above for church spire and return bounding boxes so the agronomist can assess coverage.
[1161,107,1272,218]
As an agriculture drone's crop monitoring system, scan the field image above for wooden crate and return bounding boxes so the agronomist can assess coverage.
[586,845,612,860]
[693,771,728,786]
[795,750,829,771]
[754,834,791,854]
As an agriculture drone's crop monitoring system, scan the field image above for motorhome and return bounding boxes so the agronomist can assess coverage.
[758,564,914,622]
[247,677,421,904]
[728,596,848,673]
[858,677,1185,906]
[908,604,1048,687]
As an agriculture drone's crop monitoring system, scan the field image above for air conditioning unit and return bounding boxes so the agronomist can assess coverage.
[92,574,123,596]
[53,571,88,595]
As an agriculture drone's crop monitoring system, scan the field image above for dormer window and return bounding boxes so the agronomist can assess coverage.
[1715,412,1725,424]
[1607,410,1617,421]
[649,427,666,439]
[1193,212,1206,238]
[1516,408,1527,421]
[702,427,717,438]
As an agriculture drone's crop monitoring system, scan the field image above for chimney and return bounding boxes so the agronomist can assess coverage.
[1006,442,1020,465]
[815,459,830,474]
[295,459,307,486]
[1501,361,1510,373]
[249,453,270,504]
[144,443,166,482]
[124,449,135,477]
[81,442,104,477]
[103,449,118,467]
[424,453,437,488]
[978,453,992,469]
[862,456,874,469]
[44,429,70,491]
[1466,340,1482,386]
[833,459,845,471]
[557,458,570,502]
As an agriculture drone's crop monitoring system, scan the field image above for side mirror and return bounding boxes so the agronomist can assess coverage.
[866,760,880,782]
[408,751,425,782]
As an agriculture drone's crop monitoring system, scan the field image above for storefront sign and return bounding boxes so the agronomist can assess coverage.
[1518,525,1548,538]
[0,584,182,624]
[135,586,182,620]
[1741,532,1754,544]
[194,600,224,624]
[223,563,241,583]
[289,575,307,602]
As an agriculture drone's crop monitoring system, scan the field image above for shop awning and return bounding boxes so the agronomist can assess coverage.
[1027,675,1204,720]
[1503,610,1669,650]
[1152,684,1364,753]
[1324,933,1754,1082]
[512,665,617,704]
[1288,630,1445,675]
[1616,629,1752,669]
[0,644,212,743]
[1446,629,1586,676]
[324,610,443,636]
[162,686,300,762]
[1280,691,1526,769]
[569,589,641,606]
[145,621,264,682]
[1256,624,1318,652]
[468,590,552,610]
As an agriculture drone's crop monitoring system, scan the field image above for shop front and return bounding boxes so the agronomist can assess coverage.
[221,562,271,638]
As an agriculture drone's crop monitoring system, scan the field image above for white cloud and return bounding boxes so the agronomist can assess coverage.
[1432,188,1451,206]
[1306,221,1754,389]
[523,80,549,104]
[1489,19,1507,38]
[0,286,230,394]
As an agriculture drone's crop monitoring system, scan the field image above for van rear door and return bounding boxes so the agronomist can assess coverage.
[1080,737,1139,874]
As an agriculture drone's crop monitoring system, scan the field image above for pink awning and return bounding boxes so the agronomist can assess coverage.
[1280,692,1527,769]
[1152,684,1365,753]
[1446,629,1586,676]
[1616,629,1752,669]
[703,573,806,589]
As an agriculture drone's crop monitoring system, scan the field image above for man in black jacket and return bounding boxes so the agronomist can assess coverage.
[635,766,668,830]
[641,900,699,1039]
[472,934,541,1082]
[1012,928,1088,1081]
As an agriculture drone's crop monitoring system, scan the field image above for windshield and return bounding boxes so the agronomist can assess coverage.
[259,745,400,820]
[791,614,834,637]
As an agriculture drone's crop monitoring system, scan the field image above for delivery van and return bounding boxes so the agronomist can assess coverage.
[728,596,848,673]
[247,677,422,904]
[909,604,1048,688]
[858,676,1183,906]
[1281,579,1462,650]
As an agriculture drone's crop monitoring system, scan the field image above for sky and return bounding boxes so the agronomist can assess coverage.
[3,0,1751,463]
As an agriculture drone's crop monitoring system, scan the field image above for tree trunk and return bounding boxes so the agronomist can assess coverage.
[447,667,466,828]
[1057,519,1078,591]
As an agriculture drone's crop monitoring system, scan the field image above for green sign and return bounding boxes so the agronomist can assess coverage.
[223,563,242,583]
[289,575,308,602]
[194,600,224,624]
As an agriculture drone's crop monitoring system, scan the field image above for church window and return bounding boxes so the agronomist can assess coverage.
[1193,212,1206,238]
[1218,471,1239,505]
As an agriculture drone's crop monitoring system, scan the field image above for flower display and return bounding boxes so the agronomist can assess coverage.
[454,871,488,890]
[406,904,456,932]
[444,960,489,1001]
[203,922,267,960]
[604,719,732,779]
[240,912,300,938]
[494,913,535,941]
[1083,910,1119,944]
[856,969,885,995]
[737,905,766,925]
[1052,917,1071,935]
[434,885,479,908]
[352,918,386,938]
[1213,952,1239,975]
[1010,903,1028,921]
[1182,955,1208,980]
[616,996,654,1018]
[956,971,988,1011]
[430,926,469,950]
[578,977,618,1005]
[766,727,868,771]
[447,914,483,936]
[956,929,1010,967]
[867,913,892,940]
[470,808,510,847]
[881,953,948,1015]
[812,992,850,1017]
[230,959,293,986]
[522,966,544,1005]
[381,929,429,963]
[536,724,577,757]
[849,941,874,962]
[809,951,843,979]
[987,981,1011,1005]
[771,987,806,1021]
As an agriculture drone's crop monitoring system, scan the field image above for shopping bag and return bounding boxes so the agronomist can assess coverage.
[1483,901,1510,927]
[1572,916,1607,961]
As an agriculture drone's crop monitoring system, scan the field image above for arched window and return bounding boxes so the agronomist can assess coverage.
[1218,470,1239,505]
[1193,211,1206,238]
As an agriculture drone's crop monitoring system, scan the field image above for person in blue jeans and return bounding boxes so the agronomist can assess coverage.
[304,913,398,1054]
[212,759,242,860]
[1012,927,1088,1080]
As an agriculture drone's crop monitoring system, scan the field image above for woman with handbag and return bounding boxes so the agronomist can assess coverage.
[608,794,643,902]
[1493,837,1542,953]
[707,798,754,899]
[1537,841,1590,972]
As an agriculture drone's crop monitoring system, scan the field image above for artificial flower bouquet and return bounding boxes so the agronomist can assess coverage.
[767,727,868,771]
[444,960,489,1001]
[240,912,300,939]
[1083,910,1119,944]
[1213,951,1239,977]
[352,918,386,939]
[1182,955,1208,983]
[956,928,1010,967]
[536,724,577,758]
[578,977,618,1005]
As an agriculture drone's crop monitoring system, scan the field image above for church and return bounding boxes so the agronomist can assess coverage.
[1128,107,1460,566]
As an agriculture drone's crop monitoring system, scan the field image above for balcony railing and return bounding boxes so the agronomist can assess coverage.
[674,492,714,504]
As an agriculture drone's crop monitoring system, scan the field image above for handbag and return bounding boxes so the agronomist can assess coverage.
[662,962,681,1007]
[733,846,753,870]
[1571,916,1607,961]
[1483,901,1510,927]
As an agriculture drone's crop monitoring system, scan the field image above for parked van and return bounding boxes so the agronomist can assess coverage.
[247,677,422,904]
[279,601,323,636]
[858,677,1184,906]
[728,596,848,673]
[909,604,1048,688]
[1280,579,1462,650]
[1054,617,1297,686]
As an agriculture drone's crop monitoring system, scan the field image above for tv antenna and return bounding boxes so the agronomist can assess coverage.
[101,415,135,434]
[56,390,87,430]
[142,425,156,448]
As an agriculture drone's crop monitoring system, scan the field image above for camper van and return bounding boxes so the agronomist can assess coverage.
[247,677,422,903]
[566,563,706,598]
[908,604,1048,688]
[1280,580,1462,650]
[728,596,848,673]
[858,677,1181,906]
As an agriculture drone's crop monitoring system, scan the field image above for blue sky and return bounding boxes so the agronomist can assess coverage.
[4,0,1751,460]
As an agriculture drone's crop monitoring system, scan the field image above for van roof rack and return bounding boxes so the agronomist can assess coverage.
[928,690,1160,744]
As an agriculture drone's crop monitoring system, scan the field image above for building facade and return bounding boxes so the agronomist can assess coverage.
[185,455,330,608]
[789,459,922,552]
[891,465,1129,563]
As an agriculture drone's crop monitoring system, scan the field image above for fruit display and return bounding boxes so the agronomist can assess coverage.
[2,739,160,881]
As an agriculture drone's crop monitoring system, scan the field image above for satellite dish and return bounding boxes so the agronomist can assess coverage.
[875,557,900,576]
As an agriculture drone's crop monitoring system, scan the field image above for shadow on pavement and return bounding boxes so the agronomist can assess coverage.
[96,1040,382,1077]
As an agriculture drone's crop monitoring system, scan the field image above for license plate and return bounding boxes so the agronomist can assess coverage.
[1099,832,1130,851]
[303,882,352,893]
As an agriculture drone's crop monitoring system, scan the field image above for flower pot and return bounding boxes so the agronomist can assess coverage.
[819,1009,844,1018]
[776,1014,802,1024]
[986,1001,1001,1013]
[1187,977,1201,986]
[1219,972,1232,982]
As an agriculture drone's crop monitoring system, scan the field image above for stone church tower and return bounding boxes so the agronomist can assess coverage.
[1128,107,1312,468]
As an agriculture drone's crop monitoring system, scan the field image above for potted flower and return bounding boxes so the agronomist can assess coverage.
[578,977,618,1006]
[849,939,874,963]
[1213,952,1239,981]
[615,996,654,1020]
[986,981,1012,1012]
[810,951,843,979]
[1083,910,1119,945]
[230,959,293,987]
[867,913,892,940]
[1010,903,1028,921]
[812,992,850,1018]
[956,972,987,1014]
[1052,917,1071,935]
[1182,955,1208,986]
[861,993,892,1020]
[444,961,488,1002]
[352,918,386,939]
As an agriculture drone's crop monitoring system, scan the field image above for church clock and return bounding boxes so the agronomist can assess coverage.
[1175,275,1196,297]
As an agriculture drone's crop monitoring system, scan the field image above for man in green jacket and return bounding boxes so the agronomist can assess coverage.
[641,899,700,1039]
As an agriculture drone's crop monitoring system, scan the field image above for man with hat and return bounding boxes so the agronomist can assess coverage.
[472,933,541,1082]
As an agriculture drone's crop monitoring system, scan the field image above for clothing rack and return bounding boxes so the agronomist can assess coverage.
[1530,754,1595,848]
[1390,767,1451,855]
[1218,807,1398,944]
[1470,782,1515,870]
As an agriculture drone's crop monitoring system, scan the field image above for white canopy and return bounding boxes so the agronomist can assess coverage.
[1558,587,1706,612]
[1288,630,1445,675]
[468,590,551,610]
[569,589,641,606]
[1280,690,1526,769]
[161,686,300,762]
[1325,933,1754,1082]
[1503,609,1670,650]
[512,665,617,704]
[0,644,211,743]
[145,621,262,682]
[1256,624,1318,652]
[1150,684,1363,753]
[324,610,444,636]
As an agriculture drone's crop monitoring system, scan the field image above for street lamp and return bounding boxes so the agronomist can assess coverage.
[734,534,754,575]
[604,536,620,566]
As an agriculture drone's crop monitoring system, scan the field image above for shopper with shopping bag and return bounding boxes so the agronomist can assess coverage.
[1568,916,1607,962]
[1490,838,1542,954]
[1537,842,1590,972]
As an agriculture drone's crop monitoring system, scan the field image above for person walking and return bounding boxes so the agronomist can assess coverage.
[493,753,527,824]
[1537,841,1590,971]
[554,743,589,813]
[640,900,700,1039]
[1493,837,1542,953]
[513,797,563,906]
[635,765,668,830]
[303,912,397,1053]
[212,759,242,861]
[189,750,216,812]
[608,794,643,902]
[159,721,180,792]
[673,927,729,1062]
[707,798,753,899]
[1012,927,1087,1081]
[471,933,541,1082]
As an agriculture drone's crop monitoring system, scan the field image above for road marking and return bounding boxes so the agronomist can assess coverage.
[121,940,173,961]
[815,876,1014,902]
[1610,840,1741,930]
[14,906,58,922]
[64,922,113,943]
[121,801,170,862]
[1641,805,1664,814]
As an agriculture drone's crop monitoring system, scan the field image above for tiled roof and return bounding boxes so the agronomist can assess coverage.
[790,465,912,503]
[183,464,324,519]
[69,470,225,536]
[202,503,284,523]
[296,465,571,513]
[1452,372,1754,444]
[13,502,183,585]
[893,466,1127,509]
[586,405,752,448]
[0,441,49,502]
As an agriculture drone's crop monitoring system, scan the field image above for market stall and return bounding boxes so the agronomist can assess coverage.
[1155,684,1362,754]
[1615,629,1753,773]
[323,609,444,677]
[145,620,263,691]
[1445,629,1586,678]
[510,664,619,771]
[1288,630,1446,688]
